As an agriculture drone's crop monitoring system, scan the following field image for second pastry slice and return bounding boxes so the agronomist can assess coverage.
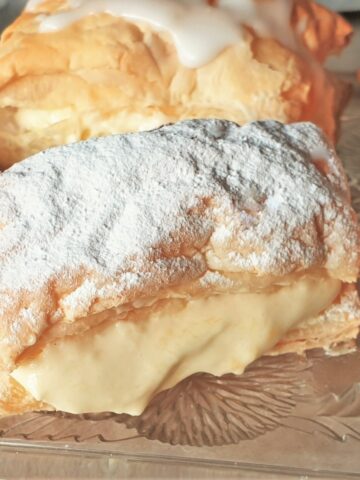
[0,0,352,168]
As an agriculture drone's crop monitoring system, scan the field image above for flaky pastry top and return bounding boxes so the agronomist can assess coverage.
[0,119,358,371]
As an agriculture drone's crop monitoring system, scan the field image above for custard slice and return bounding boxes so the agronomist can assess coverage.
[0,119,358,416]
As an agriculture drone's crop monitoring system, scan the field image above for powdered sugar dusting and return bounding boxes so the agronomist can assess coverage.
[0,120,358,323]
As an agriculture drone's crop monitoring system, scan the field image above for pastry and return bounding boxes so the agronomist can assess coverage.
[0,0,352,169]
[0,119,359,417]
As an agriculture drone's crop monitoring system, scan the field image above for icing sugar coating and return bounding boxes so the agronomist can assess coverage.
[35,0,295,68]
[0,119,357,297]
[0,119,358,371]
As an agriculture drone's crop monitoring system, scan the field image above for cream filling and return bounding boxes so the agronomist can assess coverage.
[12,276,341,416]
[16,108,75,131]
[14,108,171,138]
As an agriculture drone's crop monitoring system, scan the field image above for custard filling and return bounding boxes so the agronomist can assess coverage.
[12,276,341,415]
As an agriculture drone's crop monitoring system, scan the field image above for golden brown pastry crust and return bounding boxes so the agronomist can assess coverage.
[273,284,360,354]
[0,377,47,417]
[0,0,352,169]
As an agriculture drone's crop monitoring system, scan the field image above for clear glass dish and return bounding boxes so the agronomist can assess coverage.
[317,0,360,12]
[0,81,358,480]
[0,4,360,476]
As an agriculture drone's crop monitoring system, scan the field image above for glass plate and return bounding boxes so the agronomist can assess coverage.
[317,0,360,11]
[0,80,359,479]
[0,63,359,480]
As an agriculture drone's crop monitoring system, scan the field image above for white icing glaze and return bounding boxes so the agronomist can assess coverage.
[12,276,341,415]
[25,0,44,11]
[218,0,297,51]
[26,0,78,11]
[37,0,296,68]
